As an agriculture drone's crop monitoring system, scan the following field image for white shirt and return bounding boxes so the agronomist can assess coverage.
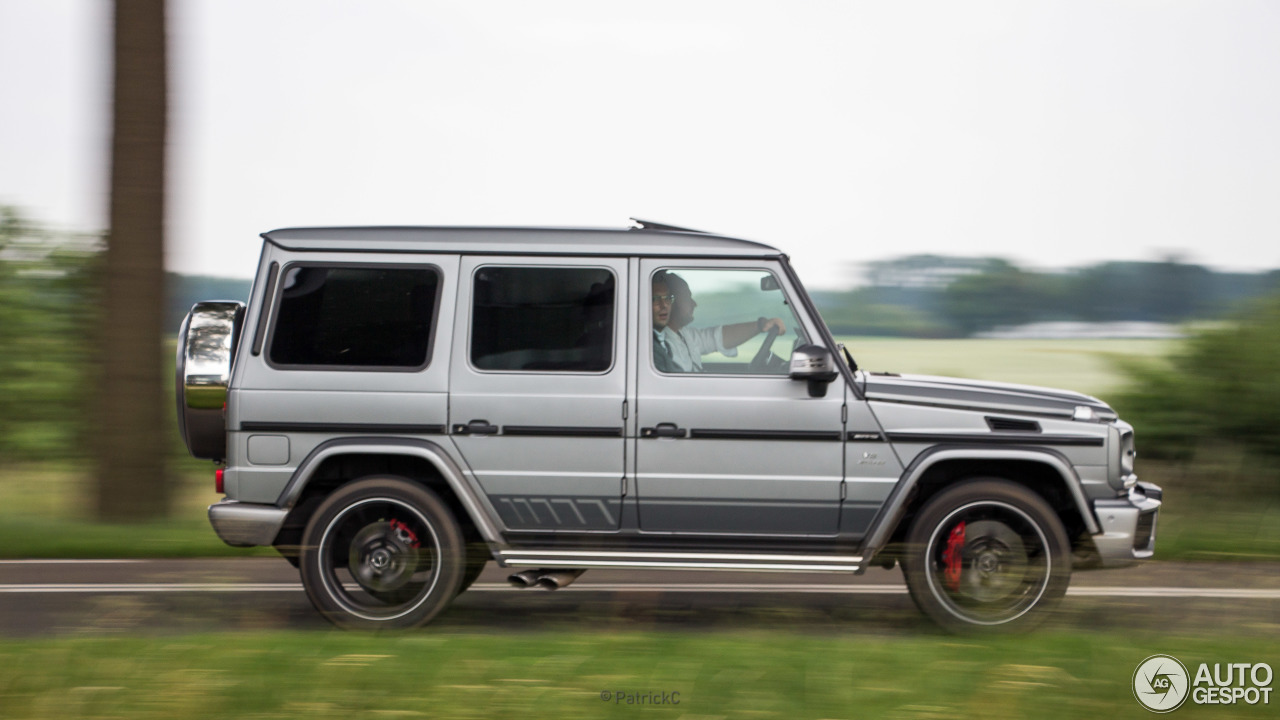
[661,325,737,372]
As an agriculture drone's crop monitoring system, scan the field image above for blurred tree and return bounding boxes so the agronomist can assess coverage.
[1066,260,1215,322]
[821,255,1276,338]
[96,0,170,521]
[940,260,1047,335]
[1112,293,1280,464]
[813,288,953,337]
[862,255,990,289]
[0,208,97,462]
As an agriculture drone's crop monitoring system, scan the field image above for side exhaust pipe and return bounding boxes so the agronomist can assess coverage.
[507,569,543,588]
[535,569,586,591]
[506,568,587,590]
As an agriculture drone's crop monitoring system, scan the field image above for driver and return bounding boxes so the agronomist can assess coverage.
[652,270,786,373]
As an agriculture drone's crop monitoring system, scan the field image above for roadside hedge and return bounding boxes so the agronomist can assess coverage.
[1111,293,1280,466]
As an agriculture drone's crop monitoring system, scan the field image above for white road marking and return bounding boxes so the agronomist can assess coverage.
[0,582,1277,599]
[0,583,298,593]
[0,559,143,565]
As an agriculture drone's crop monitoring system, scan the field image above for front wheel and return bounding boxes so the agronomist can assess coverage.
[299,477,464,630]
[902,479,1071,633]
[456,542,491,596]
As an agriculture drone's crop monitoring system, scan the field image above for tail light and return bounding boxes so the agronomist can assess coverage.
[215,467,225,494]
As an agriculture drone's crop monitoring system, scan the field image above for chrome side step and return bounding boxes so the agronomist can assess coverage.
[495,549,863,573]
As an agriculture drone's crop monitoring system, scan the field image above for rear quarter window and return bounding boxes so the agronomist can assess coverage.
[268,265,439,370]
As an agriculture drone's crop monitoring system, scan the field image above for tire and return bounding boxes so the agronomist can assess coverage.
[901,479,1071,633]
[299,477,464,631]
[456,542,491,596]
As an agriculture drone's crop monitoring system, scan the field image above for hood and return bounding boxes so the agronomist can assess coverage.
[861,372,1116,421]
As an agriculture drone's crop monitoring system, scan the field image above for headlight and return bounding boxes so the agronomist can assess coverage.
[1120,429,1136,475]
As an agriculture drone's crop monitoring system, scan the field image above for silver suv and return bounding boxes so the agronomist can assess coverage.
[176,220,1161,632]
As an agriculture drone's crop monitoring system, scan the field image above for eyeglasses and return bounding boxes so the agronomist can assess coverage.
[652,294,676,306]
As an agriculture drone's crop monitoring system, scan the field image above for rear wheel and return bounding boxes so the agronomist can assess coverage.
[902,479,1071,633]
[299,477,464,630]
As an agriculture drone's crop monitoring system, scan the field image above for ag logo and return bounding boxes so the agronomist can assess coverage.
[1134,654,1190,713]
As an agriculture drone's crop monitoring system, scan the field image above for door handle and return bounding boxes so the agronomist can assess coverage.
[454,420,499,435]
[641,423,686,439]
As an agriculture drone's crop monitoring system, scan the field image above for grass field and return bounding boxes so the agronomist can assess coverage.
[0,629,1273,719]
[836,336,1175,399]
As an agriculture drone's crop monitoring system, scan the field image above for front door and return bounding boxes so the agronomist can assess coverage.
[634,260,846,536]
[449,257,628,532]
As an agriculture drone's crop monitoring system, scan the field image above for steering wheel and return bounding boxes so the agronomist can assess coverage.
[748,326,781,373]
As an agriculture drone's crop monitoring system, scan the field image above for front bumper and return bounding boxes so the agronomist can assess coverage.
[208,500,288,547]
[1089,480,1162,567]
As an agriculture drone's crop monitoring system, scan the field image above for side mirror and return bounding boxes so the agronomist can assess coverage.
[789,344,839,398]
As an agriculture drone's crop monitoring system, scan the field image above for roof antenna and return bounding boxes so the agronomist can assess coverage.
[629,218,710,234]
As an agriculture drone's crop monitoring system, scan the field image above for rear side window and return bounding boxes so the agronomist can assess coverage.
[269,265,439,369]
[470,266,614,372]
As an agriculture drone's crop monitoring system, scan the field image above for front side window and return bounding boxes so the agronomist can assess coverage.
[470,266,615,372]
[269,265,439,369]
[650,267,807,375]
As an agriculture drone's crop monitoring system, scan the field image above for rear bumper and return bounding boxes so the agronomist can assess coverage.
[1089,481,1162,568]
[208,500,288,547]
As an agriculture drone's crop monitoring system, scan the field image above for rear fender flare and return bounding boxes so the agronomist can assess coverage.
[275,437,503,545]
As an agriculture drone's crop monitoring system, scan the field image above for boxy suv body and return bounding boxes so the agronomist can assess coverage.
[177,221,1161,632]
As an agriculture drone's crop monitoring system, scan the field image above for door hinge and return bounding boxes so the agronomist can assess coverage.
[841,404,848,423]
[840,482,847,500]
[622,400,629,420]
[620,476,628,496]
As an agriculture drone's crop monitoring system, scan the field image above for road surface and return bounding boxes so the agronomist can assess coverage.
[1,558,1276,637]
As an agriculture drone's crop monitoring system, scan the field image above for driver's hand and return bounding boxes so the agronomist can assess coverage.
[761,317,786,335]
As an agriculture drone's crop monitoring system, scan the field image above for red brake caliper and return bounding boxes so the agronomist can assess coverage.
[389,519,420,549]
[941,521,966,591]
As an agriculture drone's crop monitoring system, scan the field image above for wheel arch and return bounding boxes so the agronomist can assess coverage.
[272,438,502,557]
[860,447,1100,563]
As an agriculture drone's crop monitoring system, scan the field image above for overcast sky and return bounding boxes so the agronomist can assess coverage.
[1,1,1277,288]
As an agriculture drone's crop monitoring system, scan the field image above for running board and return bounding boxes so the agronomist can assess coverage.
[495,549,863,573]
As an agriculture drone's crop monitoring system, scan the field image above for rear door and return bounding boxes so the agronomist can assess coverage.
[449,257,629,532]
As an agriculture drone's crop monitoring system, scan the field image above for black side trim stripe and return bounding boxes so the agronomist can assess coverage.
[847,432,886,442]
[886,432,1103,447]
[501,426,624,438]
[688,429,843,442]
[240,422,446,434]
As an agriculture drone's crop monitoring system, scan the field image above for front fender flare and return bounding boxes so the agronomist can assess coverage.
[859,446,1101,562]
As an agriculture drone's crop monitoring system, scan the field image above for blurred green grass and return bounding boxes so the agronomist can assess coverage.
[0,464,271,558]
[0,629,1273,719]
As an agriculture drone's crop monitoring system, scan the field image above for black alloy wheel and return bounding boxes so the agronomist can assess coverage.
[902,479,1071,633]
[299,477,464,630]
